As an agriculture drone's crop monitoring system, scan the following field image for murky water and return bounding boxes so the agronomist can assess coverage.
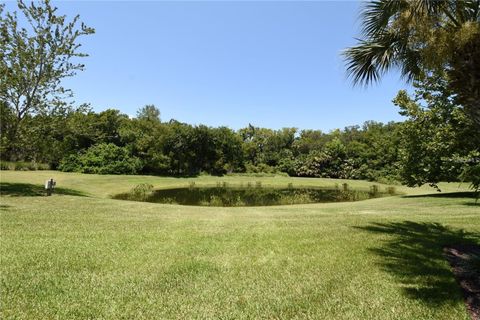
[114,185,393,207]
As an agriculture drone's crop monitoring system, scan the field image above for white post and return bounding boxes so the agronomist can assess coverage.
[45,178,55,196]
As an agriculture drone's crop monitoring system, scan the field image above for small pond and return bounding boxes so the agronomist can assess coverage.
[114,184,396,207]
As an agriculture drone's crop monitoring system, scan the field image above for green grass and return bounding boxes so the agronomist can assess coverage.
[0,170,470,198]
[1,170,478,319]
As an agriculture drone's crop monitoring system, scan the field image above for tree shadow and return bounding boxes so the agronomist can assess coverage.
[404,192,477,199]
[356,221,480,306]
[0,183,86,197]
[403,192,479,205]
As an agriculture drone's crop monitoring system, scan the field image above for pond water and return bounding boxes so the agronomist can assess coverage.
[114,185,394,207]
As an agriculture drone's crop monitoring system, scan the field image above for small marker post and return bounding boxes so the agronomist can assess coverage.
[45,178,56,196]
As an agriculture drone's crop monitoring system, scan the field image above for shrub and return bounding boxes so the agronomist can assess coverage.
[13,162,28,171]
[34,163,50,170]
[461,161,480,203]
[0,161,50,171]
[130,183,154,201]
[386,186,397,195]
[369,185,379,197]
[244,163,277,174]
[60,143,143,174]
[0,161,11,170]
[58,155,80,172]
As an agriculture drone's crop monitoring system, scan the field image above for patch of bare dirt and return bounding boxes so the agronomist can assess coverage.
[444,245,480,320]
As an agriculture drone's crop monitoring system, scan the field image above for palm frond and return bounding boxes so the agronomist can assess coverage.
[397,47,422,82]
[345,0,478,86]
[361,0,408,36]
[410,0,446,15]
[462,0,480,22]
[343,32,401,86]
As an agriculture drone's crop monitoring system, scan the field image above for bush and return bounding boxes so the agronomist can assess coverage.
[60,143,143,174]
[131,183,154,201]
[277,157,296,176]
[1,161,50,171]
[14,162,30,171]
[386,186,397,195]
[244,162,277,174]
[0,161,11,170]
[461,161,480,202]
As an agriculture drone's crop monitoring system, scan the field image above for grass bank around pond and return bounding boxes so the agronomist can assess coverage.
[0,170,471,199]
[0,170,478,319]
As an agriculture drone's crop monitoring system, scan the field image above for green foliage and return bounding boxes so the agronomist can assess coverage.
[3,102,406,182]
[0,0,95,160]
[0,162,9,170]
[239,125,296,168]
[394,73,479,189]
[344,0,480,127]
[59,143,142,174]
[244,162,278,175]
[1,96,410,183]
[0,161,50,171]
[386,186,397,196]
[136,104,161,123]
[460,151,480,196]
[130,183,154,201]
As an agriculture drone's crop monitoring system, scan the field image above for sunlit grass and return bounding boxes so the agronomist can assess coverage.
[0,171,478,319]
[0,170,471,198]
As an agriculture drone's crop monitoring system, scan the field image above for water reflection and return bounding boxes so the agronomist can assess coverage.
[114,185,394,207]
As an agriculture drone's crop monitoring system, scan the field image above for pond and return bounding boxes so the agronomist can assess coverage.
[114,184,396,207]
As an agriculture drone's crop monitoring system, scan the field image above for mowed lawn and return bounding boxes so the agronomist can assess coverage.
[1,171,479,319]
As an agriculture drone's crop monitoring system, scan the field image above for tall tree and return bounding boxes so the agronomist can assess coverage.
[343,0,480,127]
[0,0,94,159]
[136,104,161,123]
[394,72,480,189]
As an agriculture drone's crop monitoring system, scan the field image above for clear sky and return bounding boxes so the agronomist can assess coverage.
[8,1,409,131]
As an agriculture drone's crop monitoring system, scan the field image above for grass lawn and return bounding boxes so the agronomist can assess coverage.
[1,171,479,319]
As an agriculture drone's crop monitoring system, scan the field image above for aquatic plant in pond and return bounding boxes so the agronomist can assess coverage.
[114,185,396,207]
[130,183,154,201]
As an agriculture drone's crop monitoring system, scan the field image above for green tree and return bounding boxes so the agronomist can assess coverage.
[136,104,161,123]
[59,143,142,175]
[343,0,480,127]
[239,125,296,170]
[394,73,479,189]
[120,107,169,175]
[292,129,328,155]
[0,0,94,159]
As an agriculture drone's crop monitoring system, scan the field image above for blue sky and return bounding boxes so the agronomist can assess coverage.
[9,1,409,131]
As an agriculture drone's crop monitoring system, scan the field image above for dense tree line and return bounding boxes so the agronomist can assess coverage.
[3,73,478,191]
[0,103,404,182]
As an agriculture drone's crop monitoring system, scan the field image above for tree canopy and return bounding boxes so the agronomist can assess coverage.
[0,0,94,159]
[343,0,480,127]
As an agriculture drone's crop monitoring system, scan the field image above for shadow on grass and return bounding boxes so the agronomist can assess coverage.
[404,191,477,199]
[0,182,86,197]
[403,191,479,205]
[356,221,480,306]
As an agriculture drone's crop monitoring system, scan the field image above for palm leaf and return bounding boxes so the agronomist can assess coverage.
[343,31,404,86]
[361,0,408,36]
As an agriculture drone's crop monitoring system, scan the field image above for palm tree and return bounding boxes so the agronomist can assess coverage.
[344,0,480,126]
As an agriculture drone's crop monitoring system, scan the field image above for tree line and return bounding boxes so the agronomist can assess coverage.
[0,102,399,180]
[1,75,479,191]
